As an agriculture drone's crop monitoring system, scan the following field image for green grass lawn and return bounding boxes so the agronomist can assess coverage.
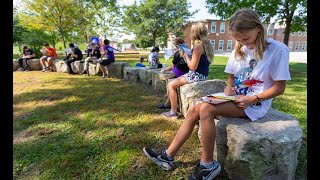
[13,56,307,179]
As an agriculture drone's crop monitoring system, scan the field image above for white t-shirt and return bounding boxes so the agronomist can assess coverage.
[224,38,291,121]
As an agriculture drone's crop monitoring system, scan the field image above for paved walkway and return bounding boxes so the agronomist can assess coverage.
[214,51,307,64]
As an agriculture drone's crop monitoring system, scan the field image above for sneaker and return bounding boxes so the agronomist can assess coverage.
[157,103,171,110]
[143,147,173,171]
[17,67,25,71]
[25,67,31,71]
[188,161,221,180]
[102,74,108,78]
[41,68,47,72]
[161,111,178,119]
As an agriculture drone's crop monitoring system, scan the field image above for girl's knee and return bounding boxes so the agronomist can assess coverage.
[199,103,216,116]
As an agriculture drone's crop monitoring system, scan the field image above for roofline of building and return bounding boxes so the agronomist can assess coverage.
[188,18,221,23]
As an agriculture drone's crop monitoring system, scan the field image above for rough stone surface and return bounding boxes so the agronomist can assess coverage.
[13,59,60,71]
[139,68,161,85]
[152,70,176,91]
[13,59,42,71]
[201,108,303,180]
[178,79,226,117]
[71,61,84,73]
[55,60,69,73]
[106,62,130,78]
[123,66,146,83]
[88,62,103,76]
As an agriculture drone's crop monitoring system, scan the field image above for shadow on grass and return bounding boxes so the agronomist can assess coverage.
[13,74,203,179]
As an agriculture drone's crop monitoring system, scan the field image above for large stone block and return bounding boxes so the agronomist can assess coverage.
[13,59,42,71]
[139,68,161,85]
[123,66,146,83]
[55,60,69,73]
[88,62,102,76]
[152,70,176,91]
[202,108,303,180]
[178,79,226,117]
[106,62,130,78]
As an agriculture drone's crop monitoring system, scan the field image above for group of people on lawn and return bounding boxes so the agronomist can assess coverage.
[17,39,117,78]
[16,8,292,180]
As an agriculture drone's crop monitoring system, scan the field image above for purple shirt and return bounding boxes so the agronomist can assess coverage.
[103,45,115,61]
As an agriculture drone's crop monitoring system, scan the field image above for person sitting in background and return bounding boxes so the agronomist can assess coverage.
[99,39,121,78]
[40,42,57,72]
[80,42,101,75]
[63,43,83,74]
[157,37,190,110]
[148,47,162,69]
[17,45,35,71]
[135,56,146,67]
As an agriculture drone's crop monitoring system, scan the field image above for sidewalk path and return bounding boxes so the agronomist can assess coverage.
[214,51,307,64]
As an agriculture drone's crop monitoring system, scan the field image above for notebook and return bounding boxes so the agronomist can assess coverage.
[200,92,236,104]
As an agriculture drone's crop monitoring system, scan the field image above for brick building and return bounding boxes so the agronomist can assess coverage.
[167,19,307,52]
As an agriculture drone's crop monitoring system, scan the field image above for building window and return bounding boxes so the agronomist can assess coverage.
[291,32,295,36]
[301,42,306,51]
[304,31,307,36]
[295,41,300,51]
[298,31,302,36]
[268,25,274,35]
[218,40,224,50]
[210,40,215,49]
[227,40,232,50]
[289,41,293,50]
[220,22,225,33]
[211,22,216,33]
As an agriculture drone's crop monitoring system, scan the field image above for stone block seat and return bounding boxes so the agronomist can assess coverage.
[13,59,60,71]
[176,79,303,180]
[123,66,176,91]
[86,61,129,78]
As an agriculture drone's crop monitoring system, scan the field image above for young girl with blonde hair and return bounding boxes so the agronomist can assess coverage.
[161,22,214,119]
[143,8,291,179]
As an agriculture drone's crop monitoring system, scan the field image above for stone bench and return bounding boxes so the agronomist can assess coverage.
[200,109,302,180]
[84,61,129,78]
[176,80,302,179]
[177,79,226,117]
[13,59,60,71]
[123,67,176,91]
[123,66,146,83]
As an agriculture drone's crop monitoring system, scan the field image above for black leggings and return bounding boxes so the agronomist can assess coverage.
[66,58,81,73]
[18,58,33,68]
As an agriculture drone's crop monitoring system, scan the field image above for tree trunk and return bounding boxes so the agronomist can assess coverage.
[153,32,156,47]
[283,11,294,46]
[51,34,56,49]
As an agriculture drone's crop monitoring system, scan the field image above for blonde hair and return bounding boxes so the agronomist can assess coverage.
[229,8,269,61]
[190,22,214,64]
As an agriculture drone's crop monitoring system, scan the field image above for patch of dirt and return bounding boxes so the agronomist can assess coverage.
[13,128,57,144]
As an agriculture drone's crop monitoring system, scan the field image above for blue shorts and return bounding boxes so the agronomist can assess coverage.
[100,58,114,66]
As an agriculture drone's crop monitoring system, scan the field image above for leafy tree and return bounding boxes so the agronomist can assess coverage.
[122,0,196,48]
[205,0,306,45]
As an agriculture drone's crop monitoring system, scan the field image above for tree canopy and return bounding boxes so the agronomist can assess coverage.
[205,0,307,45]
[122,0,196,48]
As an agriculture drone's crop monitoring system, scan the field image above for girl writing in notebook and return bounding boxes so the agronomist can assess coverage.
[160,22,214,119]
[143,8,291,179]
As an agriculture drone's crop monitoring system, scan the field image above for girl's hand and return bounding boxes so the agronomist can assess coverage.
[224,86,236,96]
[234,95,255,109]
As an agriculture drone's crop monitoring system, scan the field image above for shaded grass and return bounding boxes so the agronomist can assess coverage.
[13,57,307,179]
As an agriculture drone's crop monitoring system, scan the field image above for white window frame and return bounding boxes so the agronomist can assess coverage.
[210,40,215,49]
[211,22,216,33]
[301,42,306,51]
[289,41,293,50]
[295,41,300,51]
[227,40,232,50]
[218,40,224,50]
[298,31,302,36]
[220,22,225,33]
[291,32,295,36]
